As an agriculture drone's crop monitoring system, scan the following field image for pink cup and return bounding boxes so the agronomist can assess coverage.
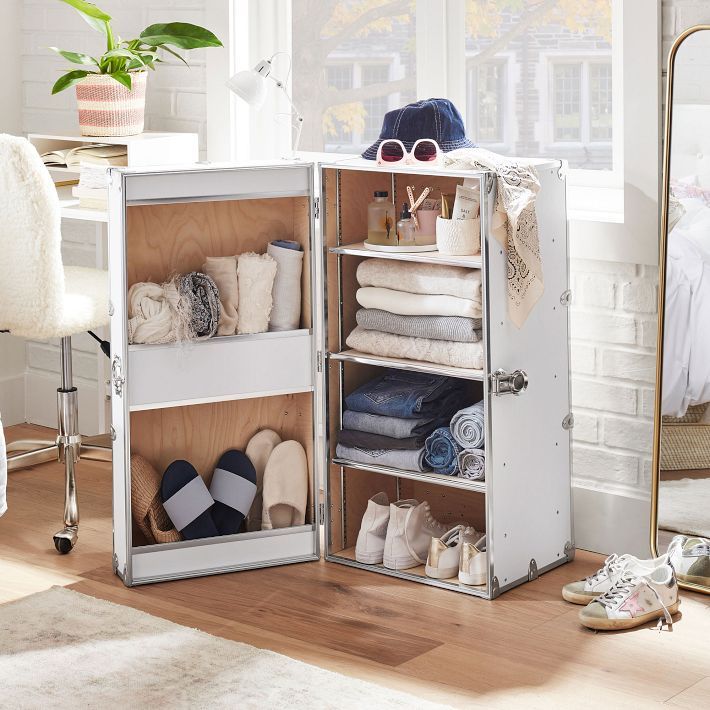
[415,208,441,245]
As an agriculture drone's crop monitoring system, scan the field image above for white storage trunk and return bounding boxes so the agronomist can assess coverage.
[108,158,572,597]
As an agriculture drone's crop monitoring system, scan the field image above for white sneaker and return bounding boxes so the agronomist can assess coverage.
[383,500,447,570]
[561,552,668,605]
[425,525,479,579]
[668,534,710,586]
[355,492,390,564]
[459,533,487,585]
[578,564,679,631]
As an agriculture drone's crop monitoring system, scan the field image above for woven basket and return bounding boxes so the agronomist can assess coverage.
[130,454,181,544]
[76,72,147,137]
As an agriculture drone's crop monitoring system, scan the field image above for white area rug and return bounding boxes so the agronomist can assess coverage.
[659,478,710,538]
[0,587,449,710]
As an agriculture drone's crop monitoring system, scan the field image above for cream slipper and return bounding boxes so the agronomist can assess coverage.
[245,429,282,532]
[262,440,308,529]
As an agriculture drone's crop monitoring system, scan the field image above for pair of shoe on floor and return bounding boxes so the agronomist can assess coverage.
[560,534,710,630]
[355,493,486,584]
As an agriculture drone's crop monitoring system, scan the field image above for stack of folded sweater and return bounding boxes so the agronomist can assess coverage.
[424,400,485,480]
[346,259,484,370]
[335,369,469,473]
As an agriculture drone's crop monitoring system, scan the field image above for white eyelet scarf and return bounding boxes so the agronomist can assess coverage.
[444,148,544,328]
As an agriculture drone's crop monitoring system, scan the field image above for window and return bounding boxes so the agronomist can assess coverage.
[553,63,582,142]
[467,61,507,145]
[325,65,354,144]
[590,63,613,141]
[362,64,391,142]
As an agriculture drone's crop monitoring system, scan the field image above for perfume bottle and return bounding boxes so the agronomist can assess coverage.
[367,191,396,246]
[396,203,414,246]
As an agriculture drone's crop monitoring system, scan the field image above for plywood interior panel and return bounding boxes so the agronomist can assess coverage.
[126,196,312,328]
[393,174,464,214]
[130,393,314,545]
[338,169,390,244]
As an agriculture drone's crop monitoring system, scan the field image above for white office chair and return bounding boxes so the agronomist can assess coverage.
[0,134,112,553]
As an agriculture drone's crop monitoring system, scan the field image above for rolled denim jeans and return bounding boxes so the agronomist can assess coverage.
[342,410,445,439]
[424,427,462,476]
[345,369,465,419]
[335,443,430,472]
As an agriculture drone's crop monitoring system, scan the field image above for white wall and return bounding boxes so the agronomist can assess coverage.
[18,0,210,433]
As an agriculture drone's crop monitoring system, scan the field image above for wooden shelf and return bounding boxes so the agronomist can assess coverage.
[331,241,482,269]
[329,546,488,597]
[56,184,108,223]
[328,349,485,381]
[332,457,486,492]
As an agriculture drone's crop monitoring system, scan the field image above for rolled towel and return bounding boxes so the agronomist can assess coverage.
[357,258,482,300]
[458,449,485,481]
[202,256,239,336]
[450,401,485,449]
[237,252,277,334]
[356,308,482,343]
[335,443,430,473]
[424,427,462,476]
[179,272,221,339]
[346,326,484,370]
[127,280,184,344]
[356,287,481,318]
[267,241,304,331]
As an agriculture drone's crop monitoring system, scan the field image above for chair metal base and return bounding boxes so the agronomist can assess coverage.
[5,336,112,554]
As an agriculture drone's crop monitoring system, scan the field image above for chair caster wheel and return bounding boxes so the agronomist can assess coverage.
[53,527,78,554]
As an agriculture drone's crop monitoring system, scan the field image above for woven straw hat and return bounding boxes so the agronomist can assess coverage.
[131,454,181,544]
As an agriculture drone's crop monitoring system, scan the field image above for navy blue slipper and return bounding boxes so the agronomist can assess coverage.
[209,450,257,535]
[161,460,219,540]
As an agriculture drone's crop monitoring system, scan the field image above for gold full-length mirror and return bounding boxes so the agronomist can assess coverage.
[653,25,710,595]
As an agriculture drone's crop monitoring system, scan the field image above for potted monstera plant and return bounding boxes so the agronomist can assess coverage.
[51,0,222,136]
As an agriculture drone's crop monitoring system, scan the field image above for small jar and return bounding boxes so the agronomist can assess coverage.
[367,191,396,246]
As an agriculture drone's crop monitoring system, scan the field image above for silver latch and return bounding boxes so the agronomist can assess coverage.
[490,369,528,396]
[109,425,117,441]
[111,355,125,397]
[560,289,572,306]
[108,301,115,317]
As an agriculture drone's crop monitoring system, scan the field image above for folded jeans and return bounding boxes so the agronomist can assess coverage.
[335,443,430,472]
[342,409,445,439]
[424,427,462,476]
[337,428,424,451]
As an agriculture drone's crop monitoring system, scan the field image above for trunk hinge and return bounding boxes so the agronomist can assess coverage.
[318,502,326,525]
[316,350,323,373]
[314,196,320,220]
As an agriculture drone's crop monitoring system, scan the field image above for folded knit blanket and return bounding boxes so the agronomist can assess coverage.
[237,252,277,334]
[356,308,482,343]
[342,409,444,439]
[346,327,484,370]
[335,443,430,472]
[424,427,461,476]
[450,401,485,449]
[357,258,482,300]
[356,287,481,319]
[337,428,424,451]
[458,448,485,481]
[202,256,238,336]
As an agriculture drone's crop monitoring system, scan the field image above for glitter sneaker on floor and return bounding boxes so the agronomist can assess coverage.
[578,564,679,631]
[425,525,479,580]
[668,534,710,586]
[561,553,668,605]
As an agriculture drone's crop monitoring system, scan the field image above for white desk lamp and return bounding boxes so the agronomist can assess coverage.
[227,53,304,152]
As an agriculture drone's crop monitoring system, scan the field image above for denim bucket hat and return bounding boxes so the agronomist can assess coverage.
[362,98,475,160]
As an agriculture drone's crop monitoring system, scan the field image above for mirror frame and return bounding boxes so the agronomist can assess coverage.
[651,24,710,595]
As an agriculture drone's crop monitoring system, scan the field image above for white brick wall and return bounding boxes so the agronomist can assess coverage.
[19,0,209,430]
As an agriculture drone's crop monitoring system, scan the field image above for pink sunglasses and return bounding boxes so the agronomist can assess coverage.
[376,138,442,166]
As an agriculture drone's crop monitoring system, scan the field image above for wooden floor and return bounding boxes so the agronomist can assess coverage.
[3,424,710,709]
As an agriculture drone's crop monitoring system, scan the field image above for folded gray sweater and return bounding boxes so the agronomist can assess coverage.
[356,308,482,343]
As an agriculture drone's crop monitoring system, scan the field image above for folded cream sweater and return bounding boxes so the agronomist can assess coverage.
[356,287,481,319]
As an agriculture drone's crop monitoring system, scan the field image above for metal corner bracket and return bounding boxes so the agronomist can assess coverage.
[562,413,575,430]
[564,541,576,562]
[560,289,572,306]
[528,559,539,581]
[491,576,501,598]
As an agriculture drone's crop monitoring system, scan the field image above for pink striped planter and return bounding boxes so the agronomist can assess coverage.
[75,72,147,137]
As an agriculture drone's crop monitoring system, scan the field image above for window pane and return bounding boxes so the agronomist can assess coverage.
[590,62,612,142]
[553,63,582,142]
[465,0,613,169]
[292,1,416,153]
[469,62,505,143]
